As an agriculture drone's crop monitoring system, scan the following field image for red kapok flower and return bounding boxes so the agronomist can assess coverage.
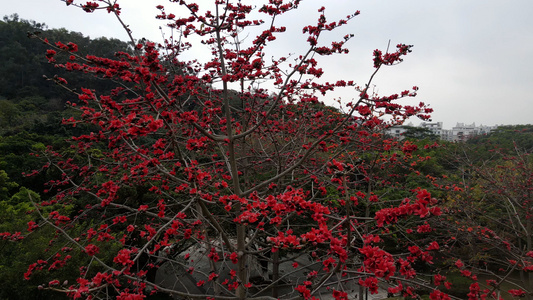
[85,244,99,256]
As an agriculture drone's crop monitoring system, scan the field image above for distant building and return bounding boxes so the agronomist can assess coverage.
[447,122,499,141]
[386,122,499,141]
[387,122,412,139]
[449,122,476,141]
[420,122,443,136]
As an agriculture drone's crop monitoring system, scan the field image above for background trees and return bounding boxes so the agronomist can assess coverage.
[431,129,533,299]
[0,14,132,137]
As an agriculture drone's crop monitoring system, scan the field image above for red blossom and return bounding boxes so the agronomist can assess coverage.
[49,279,60,286]
[429,290,451,300]
[455,259,464,269]
[27,220,38,232]
[358,277,379,294]
[85,244,99,256]
[117,292,145,300]
[82,2,99,12]
[229,252,238,264]
[508,289,527,297]
[426,241,440,251]
[113,249,132,266]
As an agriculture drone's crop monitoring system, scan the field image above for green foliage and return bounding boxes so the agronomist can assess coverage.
[0,188,56,299]
[467,124,533,153]
[0,14,132,102]
[402,126,439,140]
[0,132,63,192]
[0,170,18,201]
[0,99,20,127]
[0,182,105,300]
[0,14,133,142]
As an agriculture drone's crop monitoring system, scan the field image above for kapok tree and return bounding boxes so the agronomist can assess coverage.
[20,1,448,299]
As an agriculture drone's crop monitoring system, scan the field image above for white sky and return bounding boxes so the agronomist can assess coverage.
[4,0,533,128]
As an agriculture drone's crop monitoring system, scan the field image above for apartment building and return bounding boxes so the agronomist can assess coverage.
[387,122,499,141]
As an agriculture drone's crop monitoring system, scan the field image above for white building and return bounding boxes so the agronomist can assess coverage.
[387,125,410,140]
[446,122,499,141]
[420,122,443,136]
[386,122,499,141]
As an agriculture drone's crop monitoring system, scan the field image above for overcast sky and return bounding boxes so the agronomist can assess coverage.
[4,0,533,128]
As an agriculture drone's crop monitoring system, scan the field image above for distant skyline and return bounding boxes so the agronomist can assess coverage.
[4,0,533,127]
